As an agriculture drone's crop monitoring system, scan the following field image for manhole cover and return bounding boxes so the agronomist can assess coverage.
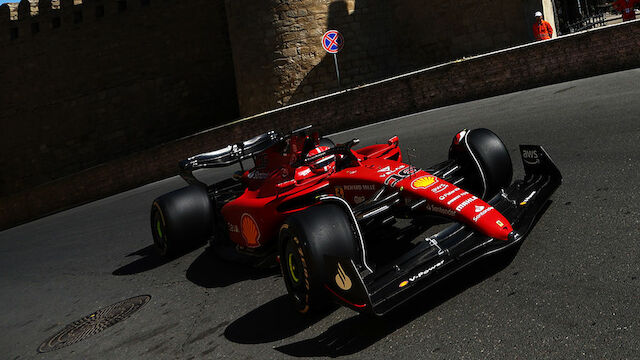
[37,295,151,353]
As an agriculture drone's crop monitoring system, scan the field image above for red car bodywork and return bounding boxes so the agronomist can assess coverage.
[220,132,512,249]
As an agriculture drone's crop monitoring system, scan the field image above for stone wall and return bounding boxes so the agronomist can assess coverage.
[226,0,555,117]
[2,19,637,231]
[0,0,238,197]
[0,0,555,199]
[224,0,394,116]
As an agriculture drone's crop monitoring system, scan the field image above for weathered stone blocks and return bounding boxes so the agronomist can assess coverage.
[226,0,548,117]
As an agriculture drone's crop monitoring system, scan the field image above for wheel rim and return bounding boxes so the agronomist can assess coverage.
[287,249,303,285]
[282,230,309,311]
[152,206,168,254]
[156,219,164,239]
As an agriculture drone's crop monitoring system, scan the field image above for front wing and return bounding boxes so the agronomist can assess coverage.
[322,145,562,315]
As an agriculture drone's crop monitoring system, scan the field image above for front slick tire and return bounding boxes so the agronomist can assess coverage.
[279,224,316,314]
[279,204,356,314]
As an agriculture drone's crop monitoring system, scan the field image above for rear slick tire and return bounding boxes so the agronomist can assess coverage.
[150,185,213,257]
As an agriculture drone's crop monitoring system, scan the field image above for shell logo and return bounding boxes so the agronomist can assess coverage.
[240,213,261,248]
[411,176,437,189]
[399,280,409,288]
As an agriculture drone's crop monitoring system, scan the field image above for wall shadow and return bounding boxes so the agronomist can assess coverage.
[288,0,541,108]
[288,0,396,104]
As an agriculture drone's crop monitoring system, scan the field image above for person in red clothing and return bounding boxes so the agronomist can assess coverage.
[533,11,554,41]
[612,0,638,21]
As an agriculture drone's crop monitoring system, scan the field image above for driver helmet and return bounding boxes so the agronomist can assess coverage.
[306,146,336,173]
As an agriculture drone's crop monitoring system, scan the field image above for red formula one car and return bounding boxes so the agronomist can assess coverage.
[150,126,561,315]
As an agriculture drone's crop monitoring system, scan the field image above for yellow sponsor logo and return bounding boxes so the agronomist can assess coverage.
[411,176,437,189]
[496,220,504,227]
[399,280,409,288]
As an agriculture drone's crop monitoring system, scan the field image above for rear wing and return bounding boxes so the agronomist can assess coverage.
[178,126,317,186]
[179,131,281,172]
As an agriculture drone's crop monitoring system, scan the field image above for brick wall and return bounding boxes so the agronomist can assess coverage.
[0,0,238,197]
[1,19,637,230]
[225,0,394,117]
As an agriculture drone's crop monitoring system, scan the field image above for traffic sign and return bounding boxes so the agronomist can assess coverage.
[322,30,344,54]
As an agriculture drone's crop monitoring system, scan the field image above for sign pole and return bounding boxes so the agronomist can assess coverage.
[333,53,341,89]
[322,30,344,90]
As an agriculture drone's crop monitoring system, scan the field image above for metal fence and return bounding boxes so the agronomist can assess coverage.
[567,13,607,33]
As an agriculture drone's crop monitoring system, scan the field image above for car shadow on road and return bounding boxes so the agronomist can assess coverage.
[185,247,279,288]
[224,295,338,344]
[273,249,520,357]
[112,245,174,276]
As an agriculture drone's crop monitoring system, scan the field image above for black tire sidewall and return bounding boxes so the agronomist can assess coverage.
[278,203,357,314]
[149,185,213,257]
[450,128,513,199]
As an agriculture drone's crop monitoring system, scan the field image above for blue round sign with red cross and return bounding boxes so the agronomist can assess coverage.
[322,30,344,54]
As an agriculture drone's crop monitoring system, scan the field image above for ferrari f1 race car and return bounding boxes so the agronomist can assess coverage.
[150,126,561,315]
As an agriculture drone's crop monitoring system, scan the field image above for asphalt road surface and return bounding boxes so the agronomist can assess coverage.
[2,68,639,360]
